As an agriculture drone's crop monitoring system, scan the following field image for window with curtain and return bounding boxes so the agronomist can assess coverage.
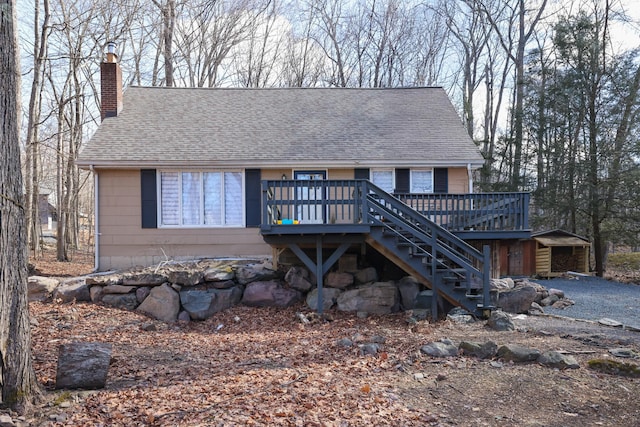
[371,169,394,193]
[159,171,243,227]
[410,169,433,193]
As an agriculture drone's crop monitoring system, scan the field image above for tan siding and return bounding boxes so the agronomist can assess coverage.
[448,167,469,193]
[97,169,270,270]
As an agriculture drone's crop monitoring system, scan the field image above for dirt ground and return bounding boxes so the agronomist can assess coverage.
[9,252,640,426]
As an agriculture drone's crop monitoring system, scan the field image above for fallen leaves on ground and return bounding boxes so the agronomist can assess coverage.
[27,301,640,427]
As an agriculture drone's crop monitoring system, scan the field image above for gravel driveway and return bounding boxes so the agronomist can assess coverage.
[532,276,640,330]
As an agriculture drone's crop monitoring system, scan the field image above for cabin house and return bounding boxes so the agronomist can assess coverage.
[77,49,531,316]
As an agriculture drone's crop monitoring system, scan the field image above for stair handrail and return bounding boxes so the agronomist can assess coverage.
[363,181,490,301]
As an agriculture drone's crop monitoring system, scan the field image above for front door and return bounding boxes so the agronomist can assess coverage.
[295,171,326,224]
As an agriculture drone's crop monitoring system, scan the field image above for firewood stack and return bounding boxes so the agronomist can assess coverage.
[551,254,577,272]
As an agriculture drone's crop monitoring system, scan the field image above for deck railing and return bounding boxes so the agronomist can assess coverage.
[262,180,529,232]
[395,192,530,231]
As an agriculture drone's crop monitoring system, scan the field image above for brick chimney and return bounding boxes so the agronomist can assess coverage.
[100,41,122,121]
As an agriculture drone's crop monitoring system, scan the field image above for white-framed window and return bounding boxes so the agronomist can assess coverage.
[410,169,434,193]
[159,170,244,227]
[370,169,394,193]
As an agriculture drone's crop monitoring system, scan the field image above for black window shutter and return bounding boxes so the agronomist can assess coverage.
[395,169,410,193]
[245,169,261,227]
[140,169,157,228]
[434,168,448,193]
[354,168,370,179]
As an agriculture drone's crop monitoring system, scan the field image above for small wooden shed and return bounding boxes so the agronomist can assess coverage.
[533,229,591,277]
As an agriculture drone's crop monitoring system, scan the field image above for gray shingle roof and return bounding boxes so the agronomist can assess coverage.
[77,86,484,168]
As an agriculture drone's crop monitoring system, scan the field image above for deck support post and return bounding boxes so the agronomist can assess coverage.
[482,244,491,309]
[431,232,438,321]
[315,236,323,314]
[287,239,352,314]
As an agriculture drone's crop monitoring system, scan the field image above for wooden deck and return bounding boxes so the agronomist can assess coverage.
[261,180,530,240]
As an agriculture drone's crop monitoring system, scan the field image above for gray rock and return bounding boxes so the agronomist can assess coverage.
[397,276,421,309]
[540,294,560,306]
[548,288,565,299]
[420,340,459,357]
[490,277,514,290]
[336,282,400,314]
[354,267,378,284]
[359,343,381,356]
[414,290,434,310]
[209,280,236,289]
[103,284,136,294]
[0,414,14,427]
[337,338,353,348]
[178,311,191,322]
[28,276,59,302]
[497,344,541,363]
[459,341,498,359]
[53,278,90,303]
[89,286,104,303]
[180,286,243,320]
[136,283,180,322]
[447,312,475,324]
[136,287,151,303]
[204,266,235,282]
[242,280,302,307]
[497,285,537,313]
[285,266,314,292]
[101,293,139,310]
[598,318,623,327]
[55,342,112,389]
[528,302,544,315]
[551,299,574,309]
[325,272,354,289]
[306,287,343,311]
[235,264,278,285]
[123,272,167,287]
[608,348,640,358]
[537,351,579,369]
[85,274,122,286]
[167,269,203,287]
[487,311,515,331]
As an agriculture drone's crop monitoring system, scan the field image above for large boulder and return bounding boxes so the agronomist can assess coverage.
[28,276,59,302]
[354,267,378,285]
[85,274,122,286]
[167,269,204,287]
[325,272,354,289]
[538,351,579,369]
[180,286,243,320]
[123,272,167,287]
[397,276,421,309]
[53,277,90,303]
[102,293,139,311]
[55,342,112,390]
[242,280,302,307]
[285,266,314,292]
[497,344,541,363]
[136,283,180,322]
[336,282,400,314]
[487,310,515,331]
[420,339,458,357]
[306,287,343,311]
[497,285,537,313]
[204,265,235,282]
[235,264,278,285]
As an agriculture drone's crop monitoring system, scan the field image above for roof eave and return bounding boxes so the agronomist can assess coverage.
[76,158,486,170]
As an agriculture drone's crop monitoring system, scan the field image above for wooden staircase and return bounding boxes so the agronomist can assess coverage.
[363,182,494,317]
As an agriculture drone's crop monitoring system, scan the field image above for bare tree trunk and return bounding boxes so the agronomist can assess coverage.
[0,0,41,411]
[24,0,50,257]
